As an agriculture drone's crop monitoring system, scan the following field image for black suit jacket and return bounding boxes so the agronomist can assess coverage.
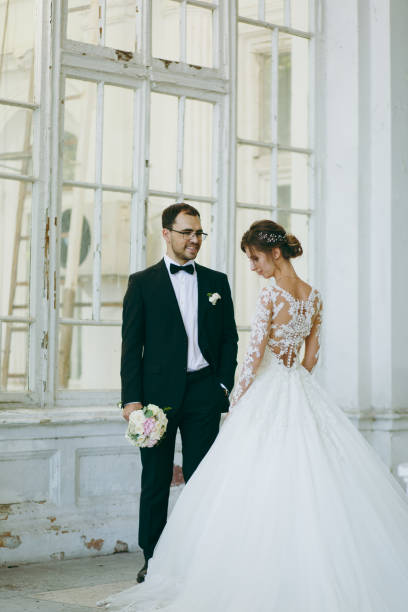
[120,259,238,412]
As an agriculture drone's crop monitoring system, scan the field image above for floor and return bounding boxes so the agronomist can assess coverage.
[0,551,143,611]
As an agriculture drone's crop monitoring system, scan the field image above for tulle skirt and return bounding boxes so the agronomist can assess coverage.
[99,355,408,611]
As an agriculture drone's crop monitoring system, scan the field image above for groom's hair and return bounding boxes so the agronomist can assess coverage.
[162,203,200,229]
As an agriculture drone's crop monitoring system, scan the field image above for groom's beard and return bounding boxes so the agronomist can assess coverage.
[170,239,201,263]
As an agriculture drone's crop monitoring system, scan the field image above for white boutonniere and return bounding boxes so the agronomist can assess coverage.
[207,292,221,306]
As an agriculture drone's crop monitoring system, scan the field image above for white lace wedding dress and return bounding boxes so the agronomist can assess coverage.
[100,278,408,611]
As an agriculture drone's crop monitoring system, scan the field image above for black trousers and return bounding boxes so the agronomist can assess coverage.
[138,367,222,559]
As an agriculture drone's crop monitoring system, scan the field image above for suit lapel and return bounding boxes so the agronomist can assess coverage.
[155,259,187,337]
[196,263,209,330]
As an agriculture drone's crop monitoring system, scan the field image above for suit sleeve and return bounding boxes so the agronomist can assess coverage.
[217,274,239,392]
[120,275,145,405]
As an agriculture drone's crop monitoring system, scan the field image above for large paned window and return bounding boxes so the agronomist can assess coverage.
[0,0,315,407]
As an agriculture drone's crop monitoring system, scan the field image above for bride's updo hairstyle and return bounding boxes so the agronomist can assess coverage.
[241,219,303,259]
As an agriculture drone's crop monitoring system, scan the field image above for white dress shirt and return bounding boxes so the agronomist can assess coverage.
[164,254,209,372]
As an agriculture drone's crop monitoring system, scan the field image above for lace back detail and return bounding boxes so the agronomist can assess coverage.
[230,279,322,407]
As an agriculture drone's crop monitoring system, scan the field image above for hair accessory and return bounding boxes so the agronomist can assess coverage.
[256,231,287,244]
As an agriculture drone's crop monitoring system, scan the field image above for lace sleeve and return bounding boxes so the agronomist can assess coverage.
[229,286,274,408]
[301,293,323,373]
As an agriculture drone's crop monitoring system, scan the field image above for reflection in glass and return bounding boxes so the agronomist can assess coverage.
[0,322,29,391]
[238,0,284,23]
[0,179,31,390]
[0,0,36,103]
[67,0,99,46]
[237,23,271,142]
[184,99,213,197]
[101,192,131,321]
[103,85,134,187]
[106,0,138,52]
[0,105,33,176]
[278,33,309,148]
[59,187,94,326]
[58,324,121,389]
[235,207,268,328]
[63,79,97,184]
[146,196,171,267]
[186,5,213,68]
[237,144,270,206]
[149,93,178,192]
[152,0,180,63]
[277,151,309,210]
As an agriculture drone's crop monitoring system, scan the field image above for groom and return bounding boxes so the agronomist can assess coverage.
[121,203,238,582]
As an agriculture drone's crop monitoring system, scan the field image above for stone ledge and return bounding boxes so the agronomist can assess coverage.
[0,406,122,428]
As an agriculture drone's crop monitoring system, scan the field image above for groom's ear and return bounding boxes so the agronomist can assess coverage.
[162,227,170,242]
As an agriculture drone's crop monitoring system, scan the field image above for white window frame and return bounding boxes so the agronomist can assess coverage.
[0,0,316,409]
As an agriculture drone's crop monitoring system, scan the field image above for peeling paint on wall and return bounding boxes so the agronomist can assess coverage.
[0,532,22,549]
[81,536,104,551]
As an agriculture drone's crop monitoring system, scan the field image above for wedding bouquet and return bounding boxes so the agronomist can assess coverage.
[125,404,171,448]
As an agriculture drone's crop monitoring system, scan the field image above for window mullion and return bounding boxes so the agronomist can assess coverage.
[93,82,104,321]
[284,0,291,27]
[270,27,279,218]
[180,0,187,63]
[258,0,265,22]
[176,95,186,197]
[99,0,106,46]
[308,0,316,283]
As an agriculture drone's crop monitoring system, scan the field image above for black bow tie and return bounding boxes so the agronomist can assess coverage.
[170,263,194,275]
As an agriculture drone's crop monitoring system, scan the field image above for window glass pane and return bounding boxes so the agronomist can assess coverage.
[235,207,268,327]
[276,211,309,279]
[278,33,309,148]
[186,5,213,68]
[291,0,309,31]
[146,196,171,267]
[149,93,178,192]
[101,192,131,322]
[239,0,284,22]
[102,85,134,187]
[0,179,31,391]
[0,0,36,103]
[152,0,180,62]
[67,0,99,46]
[60,187,94,321]
[237,23,271,142]
[237,144,271,206]
[0,322,29,391]
[63,79,96,184]
[278,151,309,210]
[58,324,121,389]
[265,0,285,23]
[105,0,138,52]
[0,105,33,177]
[184,99,213,197]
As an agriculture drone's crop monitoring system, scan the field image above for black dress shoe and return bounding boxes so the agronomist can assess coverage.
[137,560,148,583]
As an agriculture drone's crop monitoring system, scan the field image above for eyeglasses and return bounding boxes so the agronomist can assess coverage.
[166,228,208,241]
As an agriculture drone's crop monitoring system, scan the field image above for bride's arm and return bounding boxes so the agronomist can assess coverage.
[229,286,274,408]
[301,294,323,373]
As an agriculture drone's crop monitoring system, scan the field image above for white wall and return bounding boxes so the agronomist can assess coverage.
[319,0,408,477]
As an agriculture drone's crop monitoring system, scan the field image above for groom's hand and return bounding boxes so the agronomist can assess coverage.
[122,402,143,421]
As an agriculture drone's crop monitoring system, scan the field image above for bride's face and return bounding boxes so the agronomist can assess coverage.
[245,246,276,278]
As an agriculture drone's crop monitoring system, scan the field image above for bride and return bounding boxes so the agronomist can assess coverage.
[99,219,408,611]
